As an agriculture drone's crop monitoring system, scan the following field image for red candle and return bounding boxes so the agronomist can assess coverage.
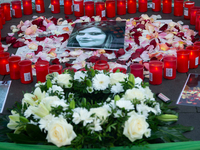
[113,67,127,74]
[85,1,94,17]
[186,46,199,69]
[130,63,144,79]
[0,52,10,75]
[35,0,45,13]
[193,41,200,65]
[127,0,136,14]
[22,0,33,15]
[51,0,60,14]
[0,43,3,52]
[64,0,73,15]
[138,0,147,13]
[0,13,3,29]
[94,60,109,71]
[177,50,189,73]
[162,0,172,14]
[152,0,161,12]
[117,0,126,15]
[18,60,33,84]
[11,0,22,18]
[95,2,106,18]
[0,8,5,25]
[49,64,62,74]
[184,1,195,20]
[1,3,12,21]
[74,0,84,17]
[195,12,200,30]
[149,60,163,85]
[163,56,176,80]
[174,0,184,17]
[35,60,49,83]
[8,56,21,80]
[190,6,200,25]
[106,0,116,18]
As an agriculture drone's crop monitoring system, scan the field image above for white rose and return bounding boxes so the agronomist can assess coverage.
[144,87,154,99]
[123,112,150,142]
[56,74,72,88]
[123,88,145,101]
[110,72,127,85]
[90,107,110,123]
[46,116,77,147]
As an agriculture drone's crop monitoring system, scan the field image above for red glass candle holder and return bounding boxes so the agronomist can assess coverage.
[0,43,3,52]
[106,0,116,18]
[149,61,163,85]
[22,0,33,15]
[35,60,49,83]
[11,0,22,18]
[35,0,45,13]
[74,0,84,17]
[0,8,5,25]
[0,52,10,75]
[94,60,109,71]
[195,12,200,30]
[117,0,126,15]
[49,64,62,74]
[1,3,11,21]
[177,50,189,73]
[8,56,21,80]
[184,1,195,20]
[138,0,147,12]
[127,0,136,14]
[51,0,60,14]
[186,46,199,69]
[64,0,73,15]
[162,0,172,14]
[85,1,94,17]
[163,56,176,80]
[95,2,106,18]
[62,67,77,73]
[190,6,200,25]
[193,41,200,65]
[152,0,161,12]
[130,63,144,79]
[113,67,127,74]
[0,13,3,29]
[174,0,184,17]
[19,60,33,84]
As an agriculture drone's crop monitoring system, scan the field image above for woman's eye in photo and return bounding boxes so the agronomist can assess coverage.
[89,32,102,35]
[78,32,85,35]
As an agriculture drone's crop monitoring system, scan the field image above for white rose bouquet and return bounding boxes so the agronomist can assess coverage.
[2,67,193,148]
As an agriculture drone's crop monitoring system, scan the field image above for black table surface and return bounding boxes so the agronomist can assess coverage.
[0,0,200,141]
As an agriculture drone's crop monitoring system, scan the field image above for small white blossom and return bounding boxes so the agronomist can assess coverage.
[74,71,87,82]
[111,83,124,94]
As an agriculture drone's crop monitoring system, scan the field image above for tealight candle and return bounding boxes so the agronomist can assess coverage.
[64,0,73,15]
[149,61,163,85]
[11,0,22,18]
[162,0,172,14]
[0,7,5,25]
[8,56,21,80]
[94,60,109,71]
[1,3,12,21]
[35,0,45,13]
[163,56,176,80]
[35,60,49,83]
[85,1,94,17]
[127,0,136,14]
[49,64,62,74]
[190,6,200,25]
[193,41,200,65]
[117,0,126,15]
[106,0,116,18]
[113,67,127,74]
[22,0,33,15]
[95,2,106,18]
[18,60,33,84]
[177,50,189,73]
[51,0,60,14]
[74,0,84,17]
[186,46,199,69]
[152,0,161,12]
[174,0,184,17]
[195,12,200,30]
[130,63,144,79]
[0,52,10,75]
[138,0,147,12]
[184,1,195,20]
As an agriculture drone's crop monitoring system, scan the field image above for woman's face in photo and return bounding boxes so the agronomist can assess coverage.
[76,27,106,47]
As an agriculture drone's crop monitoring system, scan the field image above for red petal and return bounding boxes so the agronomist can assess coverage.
[58,33,69,42]
[65,15,69,19]
[137,24,145,30]
[90,18,95,22]
[118,48,125,55]
[105,50,113,54]
[101,17,107,21]
[13,41,26,48]
[67,19,73,23]
[36,36,46,42]
[116,60,126,65]
[35,45,43,55]
[86,56,99,63]
[100,54,108,62]
[65,62,73,67]
[65,49,70,53]
[159,24,168,31]
[135,48,145,55]
[50,17,58,25]
[37,57,42,62]
[32,19,43,27]
[52,58,60,64]
[126,44,132,51]
[131,51,140,59]
[150,39,157,49]
[39,25,46,31]
[6,36,17,44]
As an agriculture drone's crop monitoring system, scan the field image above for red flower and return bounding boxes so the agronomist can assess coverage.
[52,58,60,64]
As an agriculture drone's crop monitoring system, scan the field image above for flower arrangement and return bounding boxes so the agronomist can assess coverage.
[3,68,192,148]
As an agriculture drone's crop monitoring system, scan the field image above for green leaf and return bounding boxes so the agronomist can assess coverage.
[46,79,52,89]
[168,124,194,133]
[26,124,46,141]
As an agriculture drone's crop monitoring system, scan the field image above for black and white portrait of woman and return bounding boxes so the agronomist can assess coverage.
[67,21,126,50]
